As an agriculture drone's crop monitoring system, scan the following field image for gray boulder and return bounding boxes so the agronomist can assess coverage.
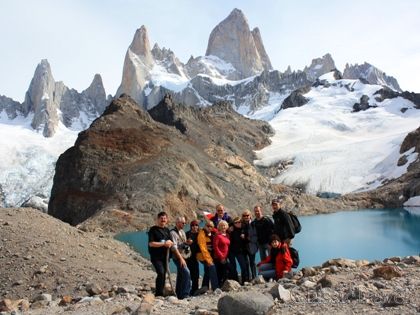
[280,86,311,110]
[218,292,274,315]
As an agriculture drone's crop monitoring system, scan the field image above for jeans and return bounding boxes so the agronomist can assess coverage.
[258,262,276,280]
[173,259,191,299]
[186,257,199,295]
[258,243,270,261]
[201,262,219,290]
[151,258,167,296]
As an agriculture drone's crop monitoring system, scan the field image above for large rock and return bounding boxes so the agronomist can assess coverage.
[48,94,275,231]
[218,292,274,315]
[280,86,311,110]
[206,8,272,79]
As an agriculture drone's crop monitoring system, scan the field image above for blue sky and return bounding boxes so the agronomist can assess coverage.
[1,0,420,102]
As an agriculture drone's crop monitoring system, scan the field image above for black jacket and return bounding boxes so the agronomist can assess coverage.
[253,216,274,245]
[272,209,295,241]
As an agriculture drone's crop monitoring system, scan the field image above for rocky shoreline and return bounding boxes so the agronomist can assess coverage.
[1,207,419,314]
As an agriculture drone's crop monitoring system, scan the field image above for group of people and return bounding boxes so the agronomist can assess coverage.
[147,198,297,299]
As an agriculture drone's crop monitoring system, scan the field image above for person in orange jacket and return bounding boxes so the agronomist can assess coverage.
[257,234,293,280]
[196,221,219,290]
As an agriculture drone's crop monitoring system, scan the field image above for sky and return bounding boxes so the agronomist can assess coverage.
[1,0,420,102]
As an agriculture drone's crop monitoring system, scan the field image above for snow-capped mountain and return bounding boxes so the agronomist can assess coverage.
[0,60,109,209]
[1,8,418,209]
[253,72,420,195]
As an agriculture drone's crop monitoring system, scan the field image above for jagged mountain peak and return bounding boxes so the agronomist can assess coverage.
[205,8,272,79]
[343,62,401,92]
[226,8,248,22]
[88,74,104,88]
[304,53,336,81]
[129,25,152,58]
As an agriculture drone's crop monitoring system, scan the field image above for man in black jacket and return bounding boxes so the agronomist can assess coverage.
[148,212,173,297]
[271,198,295,244]
[252,205,274,261]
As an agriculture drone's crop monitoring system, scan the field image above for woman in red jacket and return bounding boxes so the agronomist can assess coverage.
[257,234,293,280]
[213,220,230,287]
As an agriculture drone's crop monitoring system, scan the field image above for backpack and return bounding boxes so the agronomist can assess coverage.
[288,212,302,234]
[289,247,300,268]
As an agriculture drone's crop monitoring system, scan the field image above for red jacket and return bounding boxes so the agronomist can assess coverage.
[213,232,230,261]
[260,243,293,279]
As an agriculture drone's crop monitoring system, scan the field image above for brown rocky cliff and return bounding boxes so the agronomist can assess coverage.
[48,94,276,232]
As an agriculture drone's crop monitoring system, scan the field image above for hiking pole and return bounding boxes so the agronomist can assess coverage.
[166,247,176,297]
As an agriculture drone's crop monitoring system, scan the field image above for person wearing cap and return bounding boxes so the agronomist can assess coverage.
[257,234,293,280]
[271,197,295,244]
[186,219,200,295]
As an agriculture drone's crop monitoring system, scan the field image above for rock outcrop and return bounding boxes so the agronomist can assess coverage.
[344,126,420,207]
[48,94,275,231]
[205,8,272,79]
[374,87,420,109]
[280,86,311,110]
[343,62,401,92]
[0,95,22,120]
[304,53,336,81]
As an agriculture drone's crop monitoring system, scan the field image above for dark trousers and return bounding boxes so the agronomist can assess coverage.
[186,257,199,295]
[151,258,167,296]
[228,252,250,284]
[201,262,219,290]
[246,252,257,280]
[215,260,229,287]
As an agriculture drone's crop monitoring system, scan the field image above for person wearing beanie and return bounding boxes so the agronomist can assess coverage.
[186,219,200,295]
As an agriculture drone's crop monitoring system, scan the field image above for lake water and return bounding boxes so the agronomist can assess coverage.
[115,208,420,271]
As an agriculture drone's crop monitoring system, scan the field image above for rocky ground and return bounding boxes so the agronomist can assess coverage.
[1,207,420,315]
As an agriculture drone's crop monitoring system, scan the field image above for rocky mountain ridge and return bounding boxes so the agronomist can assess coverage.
[0,60,109,137]
[114,8,404,112]
[47,94,276,231]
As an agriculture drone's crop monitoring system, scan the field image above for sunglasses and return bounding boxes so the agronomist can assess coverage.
[242,215,250,217]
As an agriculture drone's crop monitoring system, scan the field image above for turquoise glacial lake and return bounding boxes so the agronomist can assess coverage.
[115,208,420,270]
